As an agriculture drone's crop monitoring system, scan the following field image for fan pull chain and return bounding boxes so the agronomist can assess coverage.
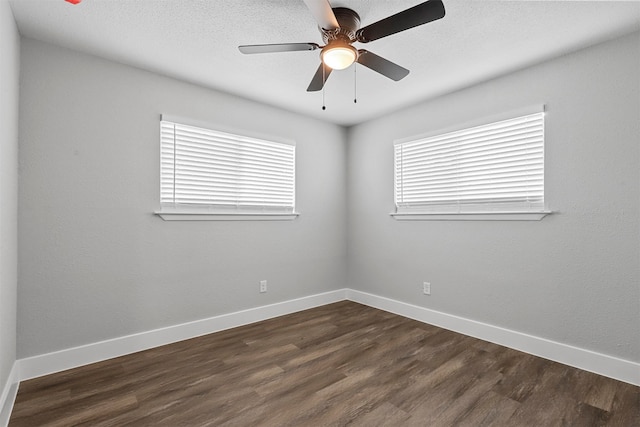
[322,65,326,110]
[354,63,357,104]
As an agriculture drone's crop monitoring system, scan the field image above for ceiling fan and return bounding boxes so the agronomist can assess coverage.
[238,0,446,92]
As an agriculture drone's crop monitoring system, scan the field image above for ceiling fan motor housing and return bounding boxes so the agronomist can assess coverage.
[321,7,361,43]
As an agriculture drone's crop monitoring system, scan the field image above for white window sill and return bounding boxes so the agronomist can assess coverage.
[155,211,299,221]
[390,211,552,221]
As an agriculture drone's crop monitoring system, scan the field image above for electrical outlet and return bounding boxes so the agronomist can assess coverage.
[260,280,267,293]
[423,282,431,295]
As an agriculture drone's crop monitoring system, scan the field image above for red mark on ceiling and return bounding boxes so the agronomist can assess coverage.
[65,0,82,4]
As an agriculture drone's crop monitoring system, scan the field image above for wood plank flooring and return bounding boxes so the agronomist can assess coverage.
[9,301,640,426]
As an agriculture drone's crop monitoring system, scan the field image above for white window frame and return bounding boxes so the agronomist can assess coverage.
[155,115,298,221]
[392,108,551,221]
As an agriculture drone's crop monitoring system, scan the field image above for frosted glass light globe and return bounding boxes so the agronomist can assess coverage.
[322,46,357,70]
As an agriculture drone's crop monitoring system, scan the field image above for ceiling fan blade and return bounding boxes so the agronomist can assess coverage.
[238,43,320,54]
[356,0,445,43]
[302,0,339,30]
[307,63,333,92]
[357,50,409,81]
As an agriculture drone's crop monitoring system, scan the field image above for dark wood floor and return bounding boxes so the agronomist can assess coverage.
[9,301,639,426]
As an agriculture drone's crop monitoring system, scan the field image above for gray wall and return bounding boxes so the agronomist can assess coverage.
[0,0,19,392]
[347,32,640,363]
[18,39,347,358]
[16,29,640,366]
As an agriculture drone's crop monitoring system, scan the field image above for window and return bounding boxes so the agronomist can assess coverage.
[393,111,549,220]
[157,117,296,220]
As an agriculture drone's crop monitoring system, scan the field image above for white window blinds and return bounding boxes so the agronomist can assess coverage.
[394,112,545,214]
[161,120,295,213]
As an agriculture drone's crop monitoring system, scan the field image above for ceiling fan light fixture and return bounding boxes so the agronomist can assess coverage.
[321,44,357,70]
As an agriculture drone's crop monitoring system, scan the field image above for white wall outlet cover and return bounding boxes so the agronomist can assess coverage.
[423,282,431,295]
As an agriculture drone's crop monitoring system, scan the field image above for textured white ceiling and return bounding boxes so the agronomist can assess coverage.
[8,0,640,126]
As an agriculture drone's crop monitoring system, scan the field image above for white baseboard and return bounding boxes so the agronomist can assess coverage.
[346,289,640,386]
[15,287,639,389]
[0,363,19,427]
[18,289,347,382]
